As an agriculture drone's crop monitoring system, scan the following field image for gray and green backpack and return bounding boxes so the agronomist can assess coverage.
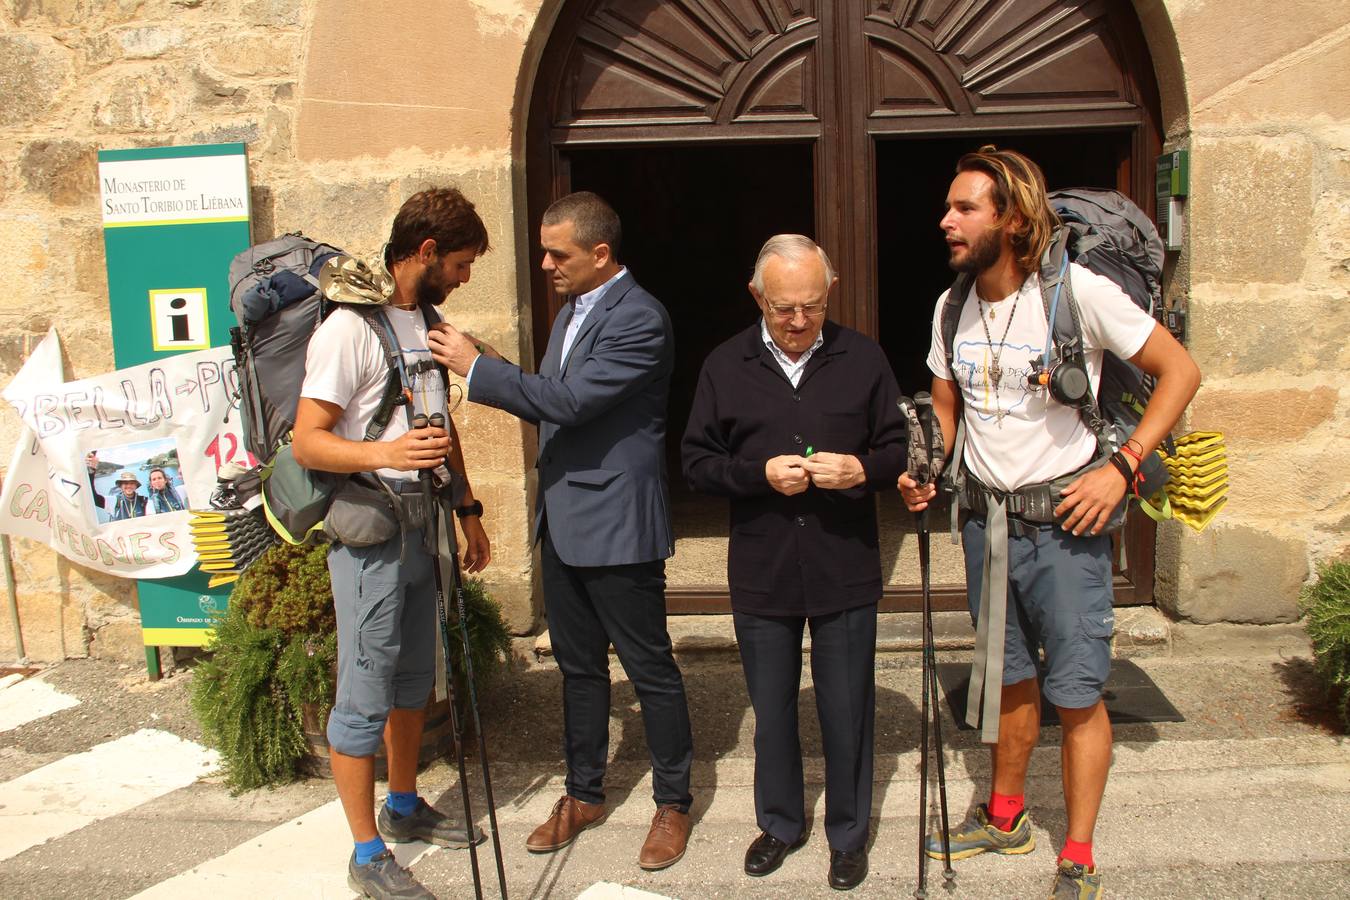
[224,234,434,544]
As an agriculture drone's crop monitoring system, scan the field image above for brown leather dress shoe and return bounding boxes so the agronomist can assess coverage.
[526,795,606,852]
[638,804,691,870]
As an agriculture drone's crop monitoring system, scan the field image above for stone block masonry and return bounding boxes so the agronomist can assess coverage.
[0,0,1348,657]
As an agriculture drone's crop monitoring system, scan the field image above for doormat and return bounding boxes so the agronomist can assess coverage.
[936,659,1184,727]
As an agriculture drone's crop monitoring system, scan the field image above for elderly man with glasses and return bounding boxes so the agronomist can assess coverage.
[681,234,907,891]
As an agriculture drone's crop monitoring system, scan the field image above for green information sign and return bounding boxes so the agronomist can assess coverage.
[97,143,251,673]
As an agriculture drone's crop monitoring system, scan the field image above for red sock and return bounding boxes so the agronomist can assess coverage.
[1060,839,1094,869]
[987,792,1024,831]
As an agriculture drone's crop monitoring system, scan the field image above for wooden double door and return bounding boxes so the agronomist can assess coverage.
[526,1,1163,610]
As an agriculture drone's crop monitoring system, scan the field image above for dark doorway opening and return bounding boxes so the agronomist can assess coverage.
[565,143,816,527]
[875,131,1131,399]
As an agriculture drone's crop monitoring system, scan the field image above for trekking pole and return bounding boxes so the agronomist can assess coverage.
[899,396,954,899]
[430,413,509,900]
[414,413,486,900]
[441,504,509,897]
[916,394,955,889]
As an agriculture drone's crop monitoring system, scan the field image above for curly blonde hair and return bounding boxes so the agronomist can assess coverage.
[955,145,1060,275]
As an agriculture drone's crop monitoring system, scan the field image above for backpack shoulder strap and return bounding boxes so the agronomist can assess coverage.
[418,303,450,383]
[353,305,413,442]
[1038,225,1081,354]
[1038,227,1113,455]
[940,274,971,379]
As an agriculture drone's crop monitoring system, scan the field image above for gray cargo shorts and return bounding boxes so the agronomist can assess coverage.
[326,529,437,757]
[962,516,1115,710]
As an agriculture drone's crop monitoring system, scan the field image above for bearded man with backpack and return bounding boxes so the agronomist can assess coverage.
[292,187,492,900]
[898,147,1200,899]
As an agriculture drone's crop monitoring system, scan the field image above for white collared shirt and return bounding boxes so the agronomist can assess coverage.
[560,267,627,366]
[467,267,627,385]
[760,318,824,388]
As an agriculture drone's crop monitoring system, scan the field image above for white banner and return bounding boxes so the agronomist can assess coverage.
[1,330,249,578]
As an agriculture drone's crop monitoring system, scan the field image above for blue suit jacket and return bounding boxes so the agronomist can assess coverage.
[468,271,675,567]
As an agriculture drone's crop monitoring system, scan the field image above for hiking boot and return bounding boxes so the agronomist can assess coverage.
[1049,858,1103,899]
[925,804,1035,860]
[638,804,690,870]
[378,798,484,848]
[347,849,434,900]
[526,795,606,852]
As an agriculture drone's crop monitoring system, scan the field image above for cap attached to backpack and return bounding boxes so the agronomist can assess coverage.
[318,246,395,306]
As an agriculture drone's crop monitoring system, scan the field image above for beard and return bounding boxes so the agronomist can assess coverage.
[415,268,455,307]
[948,227,1002,275]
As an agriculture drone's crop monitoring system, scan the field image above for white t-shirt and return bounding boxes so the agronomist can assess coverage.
[925,264,1155,492]
[300,305,447,482]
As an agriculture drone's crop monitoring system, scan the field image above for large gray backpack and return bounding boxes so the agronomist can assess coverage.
[939,188,1173,522]
[226,234,431,543]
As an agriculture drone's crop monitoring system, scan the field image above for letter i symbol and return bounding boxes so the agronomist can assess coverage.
[169,297,190,341]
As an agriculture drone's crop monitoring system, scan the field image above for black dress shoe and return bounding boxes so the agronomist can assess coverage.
[828,847,868,890]
[744,831,803,876]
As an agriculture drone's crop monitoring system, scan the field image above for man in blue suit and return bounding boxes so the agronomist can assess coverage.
[429,191,695,871]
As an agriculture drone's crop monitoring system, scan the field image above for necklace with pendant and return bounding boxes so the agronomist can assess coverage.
[977,286,1022,420]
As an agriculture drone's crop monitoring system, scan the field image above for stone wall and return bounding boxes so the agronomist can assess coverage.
[1142,0,1350,624]
[1,0,1347,660]
[0,0,546,661]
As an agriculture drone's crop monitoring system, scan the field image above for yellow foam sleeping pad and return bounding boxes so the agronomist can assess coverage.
[188,506,279,587]
[1158,431,1229,532]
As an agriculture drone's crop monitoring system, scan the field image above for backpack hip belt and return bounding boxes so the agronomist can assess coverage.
[380,477,433,530]
[956,457,1115,532]
[378,475,462,530]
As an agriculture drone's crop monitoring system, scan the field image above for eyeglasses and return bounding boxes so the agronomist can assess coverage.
[766,303,827,319]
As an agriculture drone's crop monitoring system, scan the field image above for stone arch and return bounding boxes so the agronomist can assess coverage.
[515,0,1174,610]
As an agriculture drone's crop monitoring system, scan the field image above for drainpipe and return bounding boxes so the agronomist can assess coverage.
[2,533,23,665]
[0,472,25,664]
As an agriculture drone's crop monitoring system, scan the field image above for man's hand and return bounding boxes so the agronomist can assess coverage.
[427,322,479,377]
[458,332,504,363]
[766,455,809,495]
[459,513,491,573]
[381,424,451,472]
[800,452,864,490]
[898,471,938,512]
[1054,464,1128,536]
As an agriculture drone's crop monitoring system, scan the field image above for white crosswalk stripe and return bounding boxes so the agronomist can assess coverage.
[0,677,79,733]
[130,798,436,899]
[0,728,218,862]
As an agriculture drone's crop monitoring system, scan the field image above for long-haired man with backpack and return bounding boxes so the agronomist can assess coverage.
[292,188,492,899]
[898,147,1200,899]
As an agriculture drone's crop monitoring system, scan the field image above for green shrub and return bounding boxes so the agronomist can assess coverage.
[228,542,335,635]
[449,576,512,690]
[190,602,322,791]
[191,540,509,791]
[1300,558,1350,733]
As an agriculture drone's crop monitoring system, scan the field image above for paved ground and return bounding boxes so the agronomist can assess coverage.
[0,628,1346,899]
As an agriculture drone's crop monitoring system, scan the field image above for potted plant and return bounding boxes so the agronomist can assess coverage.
[191,541,511,791]
[1300,558,1350,734]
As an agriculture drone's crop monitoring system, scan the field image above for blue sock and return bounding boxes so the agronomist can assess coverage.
[386,790,418,817]
[355,835,387,865]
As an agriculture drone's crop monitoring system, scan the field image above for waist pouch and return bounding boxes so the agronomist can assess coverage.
[959,456,1126,533]
[324,475,433,547]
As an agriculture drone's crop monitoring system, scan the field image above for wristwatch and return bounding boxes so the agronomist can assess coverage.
[455,500,484,519]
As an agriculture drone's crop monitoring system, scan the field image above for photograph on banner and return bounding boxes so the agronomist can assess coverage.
[1,329,248,580]
[87,437,190,523]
